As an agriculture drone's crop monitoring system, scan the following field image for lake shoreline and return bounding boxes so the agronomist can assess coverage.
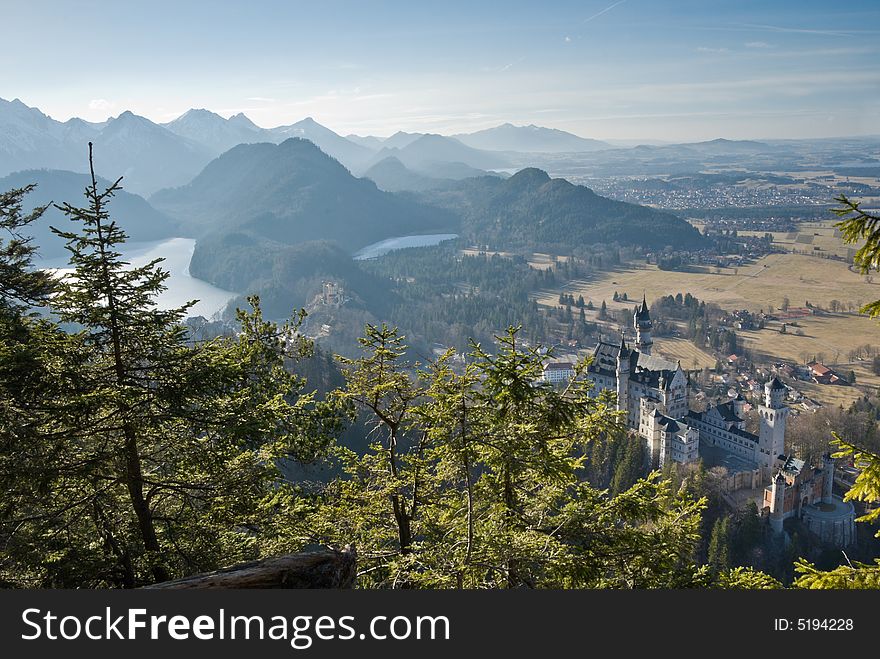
[353,233,459,260]
[35,237,238,319]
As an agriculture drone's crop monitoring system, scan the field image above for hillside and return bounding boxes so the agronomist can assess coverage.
[151,138,458,251]
[361,156,447,192]
[189,237,391,320]
[366,134,509,173]
[268,117,374,170]
[455,123,610,153]
[419,168,706,251]
[1,169,178,259]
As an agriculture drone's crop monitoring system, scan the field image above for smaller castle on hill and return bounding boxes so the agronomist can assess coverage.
[321,280,345,307]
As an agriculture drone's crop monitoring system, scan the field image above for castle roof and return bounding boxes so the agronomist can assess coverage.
[658,417,680,433]
[715,401,742,423]
[685,407,758,443]
[781,455,805,476]
[767,376,786,391]
[587,341,680,390]
[635,294,651,321]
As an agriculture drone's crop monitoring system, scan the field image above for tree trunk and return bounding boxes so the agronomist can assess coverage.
[123,424,169,584]
[144,547,357,589]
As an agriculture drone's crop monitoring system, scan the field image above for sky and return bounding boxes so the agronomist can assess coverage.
[2,0,879,141]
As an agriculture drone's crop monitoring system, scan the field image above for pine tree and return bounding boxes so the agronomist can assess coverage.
[707,517,731,574]
[610,437,645,495]
[1,148,336,587]
[313,325,709,588]
[790,195,880,588]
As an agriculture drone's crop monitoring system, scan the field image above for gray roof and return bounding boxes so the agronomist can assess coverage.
[685,408,758,443]
[715,401,742,423]
[768,376,786,391]
[635,294,651,321]
[781,455,805,475]
[544,362,574,371]
[635,352,677,373]
[587,341,680,391]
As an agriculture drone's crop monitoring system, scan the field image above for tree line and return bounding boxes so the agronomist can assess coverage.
[1,156,878,588]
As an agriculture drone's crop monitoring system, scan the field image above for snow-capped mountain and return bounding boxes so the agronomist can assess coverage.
[163,108,267,155]
[0,99,214,195]
[268,117,375,170]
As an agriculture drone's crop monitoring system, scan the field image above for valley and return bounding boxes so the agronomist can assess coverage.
[4,0,880,603]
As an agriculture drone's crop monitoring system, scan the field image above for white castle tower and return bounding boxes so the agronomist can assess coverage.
[758,377,789,471]
[616,333,630,415]
[769,471,786,534]
[822,453,835,504]
[634,294,653,355]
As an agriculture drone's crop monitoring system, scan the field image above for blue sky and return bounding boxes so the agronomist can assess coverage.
[2,0,878,140]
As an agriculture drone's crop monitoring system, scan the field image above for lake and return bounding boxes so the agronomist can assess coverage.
[36,237,238,319]
[353,233,459,260]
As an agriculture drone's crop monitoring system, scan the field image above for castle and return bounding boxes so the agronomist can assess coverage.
[765,454,856,546]
[584,296,855,546]
[586,295,786,479]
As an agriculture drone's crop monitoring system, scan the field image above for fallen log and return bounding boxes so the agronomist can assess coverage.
[145,546,356,589]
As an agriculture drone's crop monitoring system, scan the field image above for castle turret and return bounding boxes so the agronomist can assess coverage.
[758,377,789,472]
[634,294,653,355]
[822,453,835,504]
[769,471,786,534]
[765,376,786,409]
[616,333,630,417]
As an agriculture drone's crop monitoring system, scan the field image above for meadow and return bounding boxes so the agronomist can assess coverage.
[534,250,880,407]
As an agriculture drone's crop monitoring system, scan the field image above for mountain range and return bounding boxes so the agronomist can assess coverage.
[150,138,456,250]
[416,168,705,251]
[362,133,510,174]
[453,123,611,153]
[171,140,705,321]
[0,98,214,195]
[0,98,520,193]
[3,96,805,199]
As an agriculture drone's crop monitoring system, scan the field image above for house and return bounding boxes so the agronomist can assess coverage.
[806,362,848,385]
[542,361,575,385]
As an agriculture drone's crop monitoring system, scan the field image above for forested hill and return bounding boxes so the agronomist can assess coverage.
[189,237,392,320]
[418,168,706,251]
[150,138,458,252]
[0,169,177,259]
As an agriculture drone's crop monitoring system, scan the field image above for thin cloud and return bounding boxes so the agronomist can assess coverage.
[582,0,627,24]
[88,98,114,111]
[497,56,526,73]
[745,41,773,49]
[246,96,276,102]
[696,46,728,54]
[740,23,877,38]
